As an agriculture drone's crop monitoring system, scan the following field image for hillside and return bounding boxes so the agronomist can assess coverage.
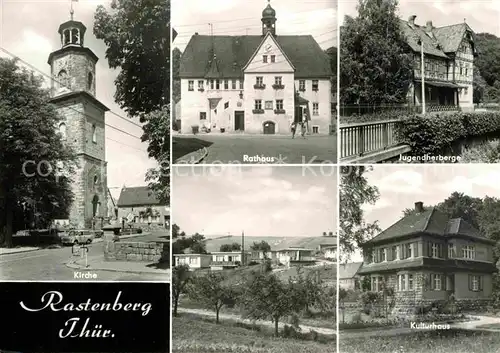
[204,235,336,252]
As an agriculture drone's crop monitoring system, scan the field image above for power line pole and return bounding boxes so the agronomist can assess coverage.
[241,230,245,266]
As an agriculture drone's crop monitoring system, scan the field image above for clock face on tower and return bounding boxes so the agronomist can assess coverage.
[264,44,272,53]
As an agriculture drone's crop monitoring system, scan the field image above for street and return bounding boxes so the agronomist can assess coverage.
[174,134,337,164]
[0,239,168,281]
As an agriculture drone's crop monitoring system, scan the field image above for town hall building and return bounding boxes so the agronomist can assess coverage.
[178,1,333,135]
[48,11,109,228]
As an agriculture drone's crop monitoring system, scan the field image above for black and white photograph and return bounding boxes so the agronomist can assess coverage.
[171,165,336,353]
[339,0,500,164]
[0,0,170,281]
[339,165,500,353]
[171,0,337,164]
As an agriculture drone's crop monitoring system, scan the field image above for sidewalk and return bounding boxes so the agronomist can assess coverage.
[0,246,40,255]
[66,254,170,275]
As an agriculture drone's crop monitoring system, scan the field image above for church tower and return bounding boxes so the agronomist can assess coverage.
[48,7,109,229]
[261,0,277,36]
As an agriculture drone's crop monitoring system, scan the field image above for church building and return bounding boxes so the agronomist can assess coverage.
[47,11,109,228]
[178,1,333,135]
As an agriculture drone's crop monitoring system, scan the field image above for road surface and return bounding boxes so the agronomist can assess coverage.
[174,134,337,164]
[0,239,167,281]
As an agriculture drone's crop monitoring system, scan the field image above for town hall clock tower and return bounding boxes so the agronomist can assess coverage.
[47,10,109,228]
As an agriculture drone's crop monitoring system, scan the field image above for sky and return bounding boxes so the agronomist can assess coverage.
[339,0,500,36]
[172,165,337,237]
[0,0,157,201]
[346,164,500,262]
[172,0,337,52]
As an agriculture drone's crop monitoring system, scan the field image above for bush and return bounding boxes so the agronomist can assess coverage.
[340,110,408,124]
[395,111,500,157]
[461,140,500,162]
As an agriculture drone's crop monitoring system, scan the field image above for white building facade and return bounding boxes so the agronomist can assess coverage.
[178,2,333,135]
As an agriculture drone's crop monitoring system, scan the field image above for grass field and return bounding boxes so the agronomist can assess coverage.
[172,314,336,353]
[340,329,500,353]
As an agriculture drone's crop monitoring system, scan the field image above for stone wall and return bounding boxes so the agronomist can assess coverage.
[104,240,168,263]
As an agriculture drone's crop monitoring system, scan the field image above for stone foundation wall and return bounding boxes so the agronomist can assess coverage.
[104,240,168,262]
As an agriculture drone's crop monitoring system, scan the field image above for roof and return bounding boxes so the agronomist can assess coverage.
[48,90,109,112]
[174,253,211,257]
[211,251,251,254]
[117,186,163,207]
[339,262,363,279]
[365,207,490,245]
[48,45,99,65]
[399,19,473,58]
[180,35,332,79]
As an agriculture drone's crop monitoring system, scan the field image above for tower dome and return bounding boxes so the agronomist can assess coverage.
[262,3,276,18]
[261,1,277,35]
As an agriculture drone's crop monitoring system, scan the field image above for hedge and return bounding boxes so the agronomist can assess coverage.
[394,111,500,156]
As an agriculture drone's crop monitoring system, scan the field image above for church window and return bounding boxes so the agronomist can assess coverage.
[59,123,67,141]
[92,124,97,143]
[58,70,69,89]
[63,29,71,45]
[87,72,93,91]
[93,175,98,189]
[71,28,80,44]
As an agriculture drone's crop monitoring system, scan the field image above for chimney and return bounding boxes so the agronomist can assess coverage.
[194,32,199,35]
[408,15,417,27]
[426,21,433,32]
[415,201,424,213]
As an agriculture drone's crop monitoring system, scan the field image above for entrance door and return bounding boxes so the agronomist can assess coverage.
[234,111,245,131]
[263,121,275,134]
[294,106,303,123]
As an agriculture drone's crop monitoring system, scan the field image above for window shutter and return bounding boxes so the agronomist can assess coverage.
[387,248,392,261]
[442,275,446,291]
[427,242,432,257]
[479,276,483,291]
[414,243,419,257]
[430,274,435,290]
[402,245,407,259]
[468,275,472,291]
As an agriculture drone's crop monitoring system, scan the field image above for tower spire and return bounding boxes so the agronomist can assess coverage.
[70,0,78,21]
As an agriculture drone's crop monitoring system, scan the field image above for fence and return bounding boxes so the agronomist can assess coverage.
[340,119,402,158]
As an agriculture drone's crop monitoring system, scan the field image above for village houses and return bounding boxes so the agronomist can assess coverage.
[178,1,333,135]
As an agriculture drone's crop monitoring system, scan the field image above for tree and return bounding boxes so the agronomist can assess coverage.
[0,58,77,247]
[188,272,237,324]
[475,33,500,87]
[241,272,296,336]
[250,240,271,256]
[325,46,337,95]
[292,268,324,313]
[93,0,170,117]
[474,65,488,103]
[93,0,170,201]
[172,223,181,239]
[219,242,241,252]
[172,265,191,317]
[340,0,413,105]
[172,47,182,104]
[340,166,380,259]
[477,196,500,262]
[339,288,348,323]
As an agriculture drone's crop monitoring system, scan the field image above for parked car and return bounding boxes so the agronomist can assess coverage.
[60,230,94,245]
[92,230,104,238]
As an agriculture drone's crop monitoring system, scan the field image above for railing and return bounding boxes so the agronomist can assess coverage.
[339,104,419,117]
[211,261,239,266]
[340,119,402,158]
[427,105,459,112]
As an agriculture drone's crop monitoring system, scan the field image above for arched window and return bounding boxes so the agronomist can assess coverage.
[63,29,71,45]
[58,70,68,89]
[71,28,80,44]
[87,72,93,91]
[59,123,67,141]
[91,124,97,143]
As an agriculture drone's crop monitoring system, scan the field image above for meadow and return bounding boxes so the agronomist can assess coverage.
[340,329,500,353]
[172,314,336,353]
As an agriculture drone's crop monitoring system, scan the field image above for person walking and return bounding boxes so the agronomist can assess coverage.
[291,121,297,139]
[300,121,306,138]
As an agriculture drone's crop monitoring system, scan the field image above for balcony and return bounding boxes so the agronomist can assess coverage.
[197,88,205,92]
[274,109,286,114]
[254,84,266,90]
[272,84,285,90]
